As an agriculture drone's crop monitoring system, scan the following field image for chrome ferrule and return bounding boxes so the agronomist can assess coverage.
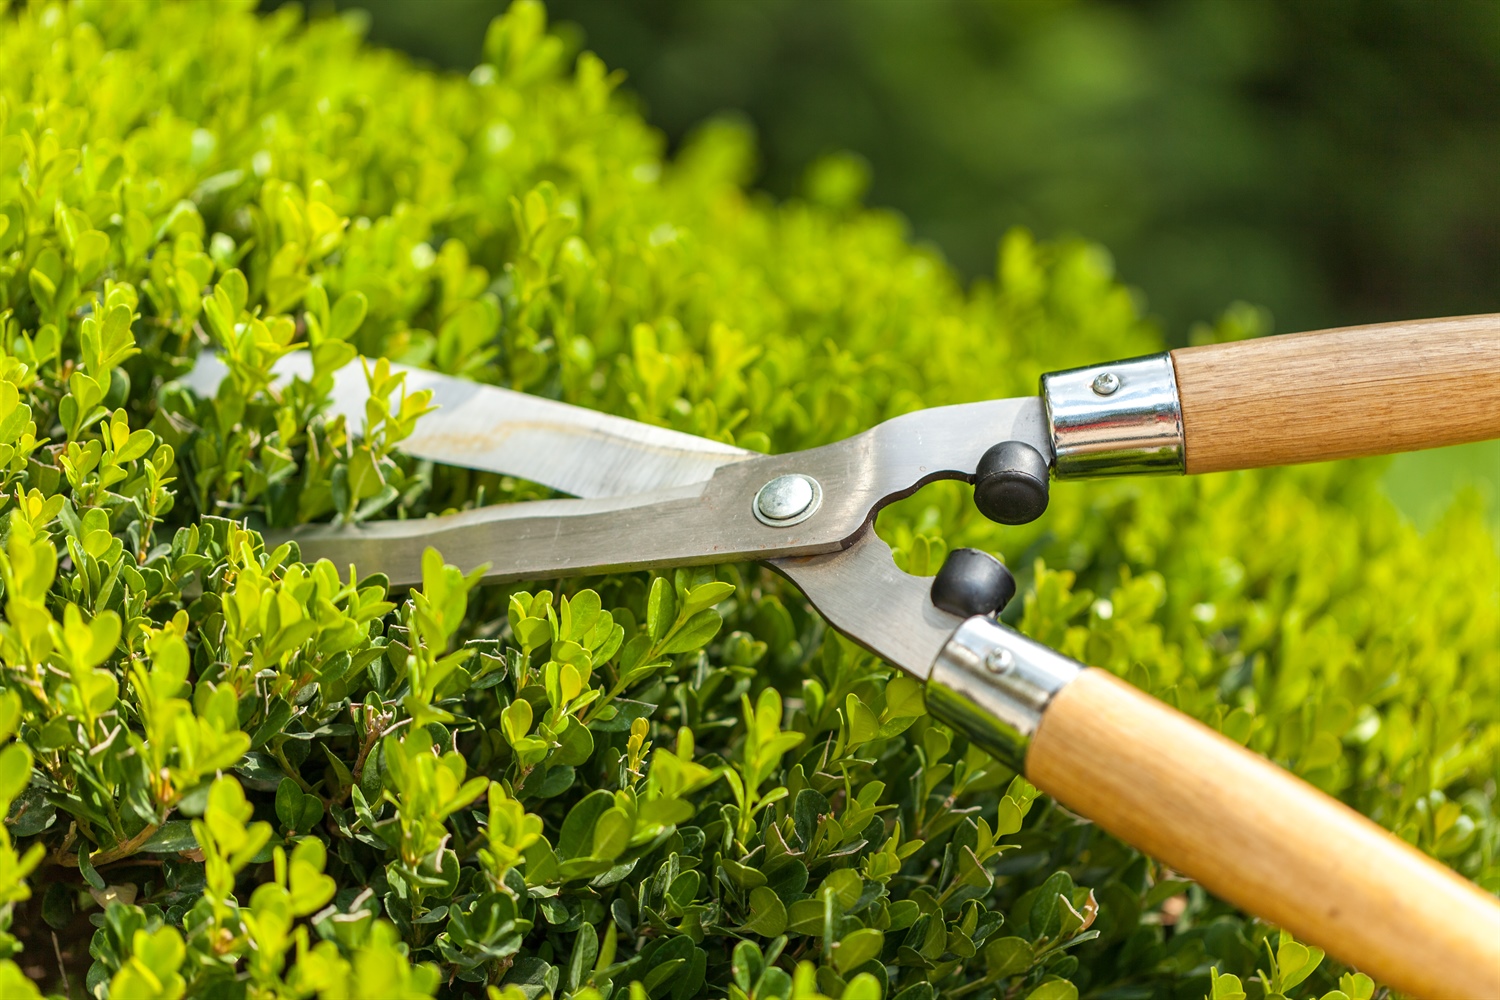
[925,616,1083,770]
[1041,352,1185,479]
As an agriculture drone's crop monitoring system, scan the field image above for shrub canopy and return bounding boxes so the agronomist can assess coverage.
[0,2,1496,998]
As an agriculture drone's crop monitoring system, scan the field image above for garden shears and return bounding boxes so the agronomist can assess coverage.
[188,313,1500,998]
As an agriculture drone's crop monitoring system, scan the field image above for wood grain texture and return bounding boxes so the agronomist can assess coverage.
[1027,670,1500,999]
[1170,313,1500,474]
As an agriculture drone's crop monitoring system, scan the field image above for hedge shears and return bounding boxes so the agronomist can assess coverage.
[188,314,1500,998]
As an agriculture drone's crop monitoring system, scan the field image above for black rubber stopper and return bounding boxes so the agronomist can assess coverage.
[930,548,1017,618]
[973,440,1050,525]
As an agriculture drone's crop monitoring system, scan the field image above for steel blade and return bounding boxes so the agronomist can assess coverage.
[771,530,961,680]
[182,352,751,498]
[277,394,1052,589]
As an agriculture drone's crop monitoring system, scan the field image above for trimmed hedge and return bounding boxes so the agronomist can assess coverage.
[0,1,1496,998]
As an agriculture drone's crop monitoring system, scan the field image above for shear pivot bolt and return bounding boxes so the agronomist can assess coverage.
[1091,371,1121,396]
[755,474,822,527]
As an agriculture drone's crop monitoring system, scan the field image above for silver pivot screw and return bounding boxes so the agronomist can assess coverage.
[1091,371,1121,396]
[754,474,822,527]
[985,647,1016,674]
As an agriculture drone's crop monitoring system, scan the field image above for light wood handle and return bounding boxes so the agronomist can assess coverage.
[1170,313,1500,474]
[1027,670,1500,999]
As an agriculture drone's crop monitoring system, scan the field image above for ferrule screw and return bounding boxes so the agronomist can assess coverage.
[985,647,1016,674]
[754,474,822,527]
[1091,371,1121,396]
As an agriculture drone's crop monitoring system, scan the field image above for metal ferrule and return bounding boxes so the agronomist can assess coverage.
[1041,352,1185,479]
[925,616,1083,770]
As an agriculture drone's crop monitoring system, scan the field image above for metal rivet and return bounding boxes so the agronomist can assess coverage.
[984,647,1016,674]
[1091,371,1121,396]
[754,474,822,527]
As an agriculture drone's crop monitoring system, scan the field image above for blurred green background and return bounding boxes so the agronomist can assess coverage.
[267,0,1500,525]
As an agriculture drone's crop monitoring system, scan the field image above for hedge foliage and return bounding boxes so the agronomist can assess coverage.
[0,2,1497,998]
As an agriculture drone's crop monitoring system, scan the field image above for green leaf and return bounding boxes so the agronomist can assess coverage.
[846,693,880,745]
[743,886,787,936]
[984,937,1032,978]
[786,898,825,936]
[71,229,110,281]
[822,868,862,908]
[78,850,105,891]
[833,927,883,973]
[329,290,369,341]
[502,699,534,746]
[565,922,599,993]
[646,577,675,642]
[682,581,734,617]
[993,797,1023,838]
[558,789,613,860]
[138,822,199,855]
[662,609,722,654]
[590,807,631,861]
[1276,931,1325,991]
[0,743,33,806]
[1210,969,1247,1000]
[217,268,248,315]
[552,720,595,767]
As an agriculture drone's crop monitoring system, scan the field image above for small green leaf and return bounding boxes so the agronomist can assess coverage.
[329,290,368,341]
[682,581,734,617]
[833,927,883,973]
[1210,969,1247,1000]
[743,886,787,936]
[502,699,534,746]
[646,577,675,642]
[275,777,323,834]
[78,849,105,891]
[138,821,199,855]
[662,609,721,654]
[822,868,862,908]
[846,693,880,745]
[558,789,613,860]
[590,807,631,861]
[0,743,33,806]
[1277,931,1324,991]
[984,937,1032,978]
[71,229,110,280]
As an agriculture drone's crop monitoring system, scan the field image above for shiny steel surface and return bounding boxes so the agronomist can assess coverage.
[770,530,963,679]
[925,615,1084,768]
[183,351,752,498]
[753,474,821,526]
[1042,352,1185,479]
[276,393,1052,588]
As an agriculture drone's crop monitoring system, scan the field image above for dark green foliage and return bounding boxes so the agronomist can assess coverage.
[0,2,1495,998]
[540,0,1500,337]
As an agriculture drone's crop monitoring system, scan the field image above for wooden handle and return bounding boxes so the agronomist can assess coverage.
[1027,670,1500,999]
[1170,313,1500,474]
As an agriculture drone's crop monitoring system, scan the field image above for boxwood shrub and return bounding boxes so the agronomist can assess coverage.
[0,2,1496,998]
